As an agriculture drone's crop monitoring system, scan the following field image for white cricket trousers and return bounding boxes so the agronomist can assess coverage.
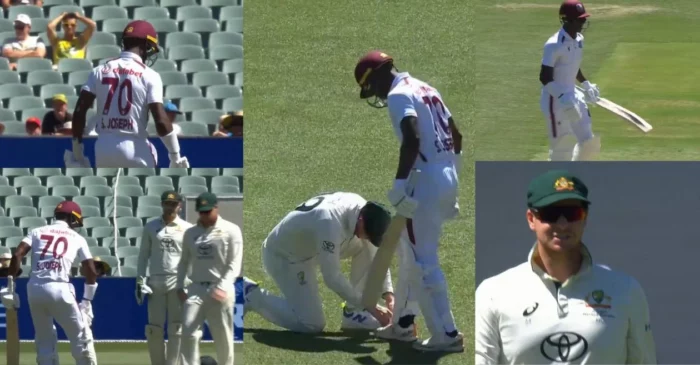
[179,282,235,365]
[27,281,93,365]
[540,89,594,160]
[392,161,459,337]
[145,276,183,365]
[95,133,158,167]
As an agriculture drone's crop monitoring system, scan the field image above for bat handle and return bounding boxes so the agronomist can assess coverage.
[7,276,14,294]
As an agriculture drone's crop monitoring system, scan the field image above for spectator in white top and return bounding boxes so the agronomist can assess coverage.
[1,0,43,8]
[2,14,46,71]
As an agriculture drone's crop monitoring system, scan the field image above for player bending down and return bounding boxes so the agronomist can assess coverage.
[354,50,464,352]
[243,192,395,333]
[6,201,99,365]
[540,0,602,161]
[69,20,189,168]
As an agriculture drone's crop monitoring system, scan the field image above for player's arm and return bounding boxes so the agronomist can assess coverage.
[74,13,97,49]
[176,230,192,290]
[318,225,363,308]
[72,90,95,141]
[387,93,420,179]
[474,279,503,365]
[576,69,587,83]
[540,42,562,97]
[215,224,243,292]
[147,74,184,162]
[625,279,657,364]
[136,226,152,278]
[1,44,23,59]
[8,241,31,278]
[78,242,98,293]
[46,13,65,47]
[27,41,46,58]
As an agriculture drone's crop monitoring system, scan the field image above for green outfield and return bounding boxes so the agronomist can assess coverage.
[476,0,700,160]
[245,0,474,364]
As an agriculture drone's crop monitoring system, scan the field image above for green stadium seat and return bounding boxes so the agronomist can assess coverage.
[19,186,48,201]
[21,108,51,122]
[57,59,93,79]
[43,0,75,7]
[117,185,144,198]
[66,168,94,181]
[99,256,120,271]
[114,266,137,277]
[160,0,197,14]
[222,58,243,77]
[0,31,14,43]
[115,216,142,231]
[179,97,215,113]
[144,176,173,190]
[91,226,113,240]
[224,18,243,33]
[0,58,9,70]
[6,195,33,208]
[133,6,169,21]
[0,19,14,33]
[178,123,208,136]
[80,0,117,16]
[9,206,38,220]
[123,255,138,268]
[90,246,110,257]
[29,18,50,35]
[45,175,74,189]
[83,217,111,230]
[165,32,202,51]
[72,196,100,210]
[0,247,10,256]
[19,217,47,233]
[83,185,113,199]
[158,167,188,178]
[51,185,81,198]
[13,176,41,188]
[182,18,219,36]
[124,226,143,240]
[0,216,14,227]
[16,58,53,75]
[91,5,127,24]
[81,205,101,218]
[222,97,243,113]
[110,205,133,218]
[191,168,219,178]
[115,245,140,258]
[4,236,21,248]
[39,207,54,218]
[137,195,161,208]
[168,45,205,62]
[79,176,108,189]
[40,84,76,104]
[2,123,27,135]
[150,18,179,36]
[146,184,174,197]
[0,176,8,186]
[212,175,239,188]
[191,109,222,125]
[8,5,45,20]
[179,185,207,196]
[177,6,213,22]
[68,70,90,92]
[118,0,157,17]
[0,109,17,121]
[136,206,162,221]
[3,168,30,179]
[101,18,131,38]
[86,32,116,47]
[180,59,216,79]
[38,195,65,210]
[48,5,84,20]
[159,71,188,86]
[151,59,177,73]
[86,45,121,66]
[9,96,44,113]
[208,32,243,49]
[27,70,63,91]
[206,85,241,101]
[85,237,98,247]
[127,168,156,178]
[112,175,140,187]
[0,227,24,240]
[104,195,133,214]
[0,85,32,106]
[0,71,20,85]
[208,45,243,65]
[219,6,243,20]
[165,85,202,100]
[192,71,228,88]
[211,185,239,195]
[95,168,118,178]
[222,168,243,176]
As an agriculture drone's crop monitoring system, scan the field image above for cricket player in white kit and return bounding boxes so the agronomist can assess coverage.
[69,20,189,168]
[540,0,602,161]
[354,50,464,352]
[5,201,100,365]
[137,190,194,365]
[242,192,395,333]
[475,170,656,364]
[176,192,242,365]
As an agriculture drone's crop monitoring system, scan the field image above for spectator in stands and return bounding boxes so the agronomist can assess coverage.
[213,111,243,137]
[42,94,73,135]
[1,14,46,71]
[57,121,72,136]
[164,100,184,136]
[25,116,42,136]
[0,252,10,268]
[1,0,43,8]
[47,12,96,66]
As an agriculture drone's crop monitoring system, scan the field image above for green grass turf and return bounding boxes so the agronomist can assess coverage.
[245,0,474,364]
[475,0,700,161]
[0,342,242,364]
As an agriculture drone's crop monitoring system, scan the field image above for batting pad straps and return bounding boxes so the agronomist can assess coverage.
[83,283,98,301]
[160,130,181,156]
[544,82,566,99]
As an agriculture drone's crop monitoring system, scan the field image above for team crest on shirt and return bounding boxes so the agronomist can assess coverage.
[585,289,611,309]
[554,177,575,191]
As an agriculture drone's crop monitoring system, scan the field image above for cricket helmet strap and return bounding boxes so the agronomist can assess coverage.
[122,20,160,66]
[360,201,392,247]
[355,50,394,108]
[559,0,590,22]
[54,200,83,229]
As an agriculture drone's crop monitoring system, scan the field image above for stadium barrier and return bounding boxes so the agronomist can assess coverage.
[0,277,244,343]
[0,137,243,168]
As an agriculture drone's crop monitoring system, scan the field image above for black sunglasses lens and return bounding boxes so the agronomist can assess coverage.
[536,206,585,222]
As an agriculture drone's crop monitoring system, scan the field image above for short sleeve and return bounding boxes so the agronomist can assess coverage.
[147,72,164,105]
[22,231,33,247]
[81,69,98,94]
[78,238,93,261]
[542,42,559,67]
[35,38,45,50]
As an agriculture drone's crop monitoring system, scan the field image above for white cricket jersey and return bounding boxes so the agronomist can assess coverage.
[24,221,92,284]
[475,243,656,365]
[137,215,194,278]
[82,51,163,139]
[265,192,392,309]
[542,28,584,94]
[387,72,456,167]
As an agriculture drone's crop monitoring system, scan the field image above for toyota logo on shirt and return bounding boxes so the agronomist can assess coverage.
[540,332,588,362]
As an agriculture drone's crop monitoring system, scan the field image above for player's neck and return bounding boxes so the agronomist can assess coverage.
[199,216,217,228]
[563,27,577,39]
[162,214,177,224]
[534,243,583,283]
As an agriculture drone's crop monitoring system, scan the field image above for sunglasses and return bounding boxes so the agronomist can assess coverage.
[14,25,26,30]
[62,23,76,28]
[532,206,587,223]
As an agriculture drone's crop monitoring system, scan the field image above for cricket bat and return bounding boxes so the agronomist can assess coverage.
[576,86,653,133]
[5,276,20,365]
[361,170,420,309]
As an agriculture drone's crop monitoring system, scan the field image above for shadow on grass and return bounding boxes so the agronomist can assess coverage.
[354,339,456,365]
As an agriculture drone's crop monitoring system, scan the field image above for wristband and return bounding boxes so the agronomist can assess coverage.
[83,283,97,301]
[392,179,407,191]
[160,130,181,155]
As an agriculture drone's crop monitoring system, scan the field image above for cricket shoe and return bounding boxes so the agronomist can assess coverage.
[412,331,464,353]
[374,323,417,342]
[340,303,381,331]
[241,276,260,316]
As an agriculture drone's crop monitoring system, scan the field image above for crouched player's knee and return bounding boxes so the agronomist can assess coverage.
[297,318,325,333]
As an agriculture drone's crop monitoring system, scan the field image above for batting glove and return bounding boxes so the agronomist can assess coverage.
[0,286,19,309]
[581,81,601,104]
[79,300,94,326]
[388,180,418,218]
[169,154,190,168]
[71,139,92,167]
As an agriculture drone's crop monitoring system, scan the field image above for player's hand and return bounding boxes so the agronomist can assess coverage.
[210,287,228,302]
[369,305,392,327]
[382,292,395,313]
[581,80,600,104]
[135,276,152,305]
[177,289,188,303]
[169,154,190,168]
[0,287,19,309]
[558,93,582,123]
[388,180,418,218]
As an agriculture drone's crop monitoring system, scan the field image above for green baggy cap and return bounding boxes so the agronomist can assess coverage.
[196,192,218,212]
[527,169,590,208]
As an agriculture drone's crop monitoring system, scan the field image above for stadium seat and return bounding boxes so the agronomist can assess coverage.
[0,58,9,70]
[164,32,202,51]
[176,6,213,22]
[40,84,76,104]
[114,266,137,277]
[0,70,21,85]
[83,217,111,230]
[178,123,208,136]
[81,205,101,218]
[79,0,117,15]
[101,18,131,39]
[219,6,243,20]
[0,217,15,228]
[208,46,243,66]
[117,185,144,198]
[179,185,207,196]
[115,245,139,258]
[72,196,100,210]
[117,0,157,17]
[123,255,138,268]
[13,176,41,188]
[124,226,142,240]
[0,109,17,122]
[191,168,219,178]
[87,32,117,47]
[136,206,162,221]
[211,185,239,195]
[20,217,47,232]
[19,185,48,200]
[159,71,188,86]
[222,97,243,113]
[206,84,241,101]
[37,195,64,209]
[79,176,108,189]
[146,184,174,197]
[137,195,161,208]
[8,5,45,20]
[83,185,113,199]
[151,59,177,73]
[9,206,38,220]
[113,176,140,187]
[159,168,189,178]
[192,71,228,88]
[208,32,243,48]
[104,195,133,212]
[6,195,33,208]
[85,237,98,247]
[0,176,8,186]
[3,168,30,179]
[182,19,219,35]
[160,0,198,14]
[68,70,91,91]
[212,175,239,188]
[91,6,128,25]
[27,71,63,93]
[144,176,174,190]
[127,168,155,179]
[39,206,55,218]
[95,168,118,180]
[179,97,215,113]
[34,169,63,186]
[132,7,169,23]
[180,59,216,79]
[51,185,81,198]
[91,226,113,240]
[29,19,50,35]
[86,45,121,66]
[21,107,50,121]
[224,18,243,33]
[43,0,75,7]
[45,175,75,189]
[90,246,110,257]
[48,5,85,20]
[150,18,179,37]
[9,96,44,113]
[0,31,14,44]
[2,123,27,136]
[16,58,53,75]
[191,109,223,125]
[66,168,94,183]
[0,227,23,240]
[165,85,202,100]
[0,19,14,33]
[116,216,142,229]
[110,206,133,218]
[168,45,205,62]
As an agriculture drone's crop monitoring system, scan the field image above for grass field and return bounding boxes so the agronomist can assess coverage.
[475,0,700,160]
[245,0,474,364]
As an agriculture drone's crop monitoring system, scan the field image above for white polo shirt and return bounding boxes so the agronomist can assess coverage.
[475,243,656,364]
[1,36,45,63]
[542,28,584,94]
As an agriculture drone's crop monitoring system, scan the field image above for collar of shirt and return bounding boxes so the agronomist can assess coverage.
[197,215,220,230]
[527,242,593,285]
[119,51,144,64]
[389,72,411,92]
[558,28,583,44]
[161,215,182,227]
[53,220,70,228]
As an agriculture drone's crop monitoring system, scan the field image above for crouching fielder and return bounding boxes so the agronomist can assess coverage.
[176,193,242,365]
[243,192,394,333]
[137,191,194,365]
[8,201,99,365]
[540,0,602,161]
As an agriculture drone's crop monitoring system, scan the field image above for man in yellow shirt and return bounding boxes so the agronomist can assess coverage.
[47,12,96,65]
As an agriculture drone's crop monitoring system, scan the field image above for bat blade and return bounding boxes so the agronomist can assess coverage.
[575,86,653,133]
[361,215,406,309]
[5,277,19,365]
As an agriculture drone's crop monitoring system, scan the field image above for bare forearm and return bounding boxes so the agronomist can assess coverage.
[577,69,587,83]
[8,256,21,277]
[395,140,419,180]
[72,113,86,140]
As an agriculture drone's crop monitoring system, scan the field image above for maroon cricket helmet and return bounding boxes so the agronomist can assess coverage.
[560,0,590,21]
[354,50,394,99]
[55,201,83,228]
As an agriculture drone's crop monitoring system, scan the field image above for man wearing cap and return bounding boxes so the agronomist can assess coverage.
[25,116,42,136]
[243,192,395,334]
[42,94,74,135]
[540,0,602,161]
[164,100,184,136]
[212,111,243,138]
[137,190,194,365]
[1,14,46,71]
[177,192,242,365]
[0,252,10,268]
[475,170,656,364]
